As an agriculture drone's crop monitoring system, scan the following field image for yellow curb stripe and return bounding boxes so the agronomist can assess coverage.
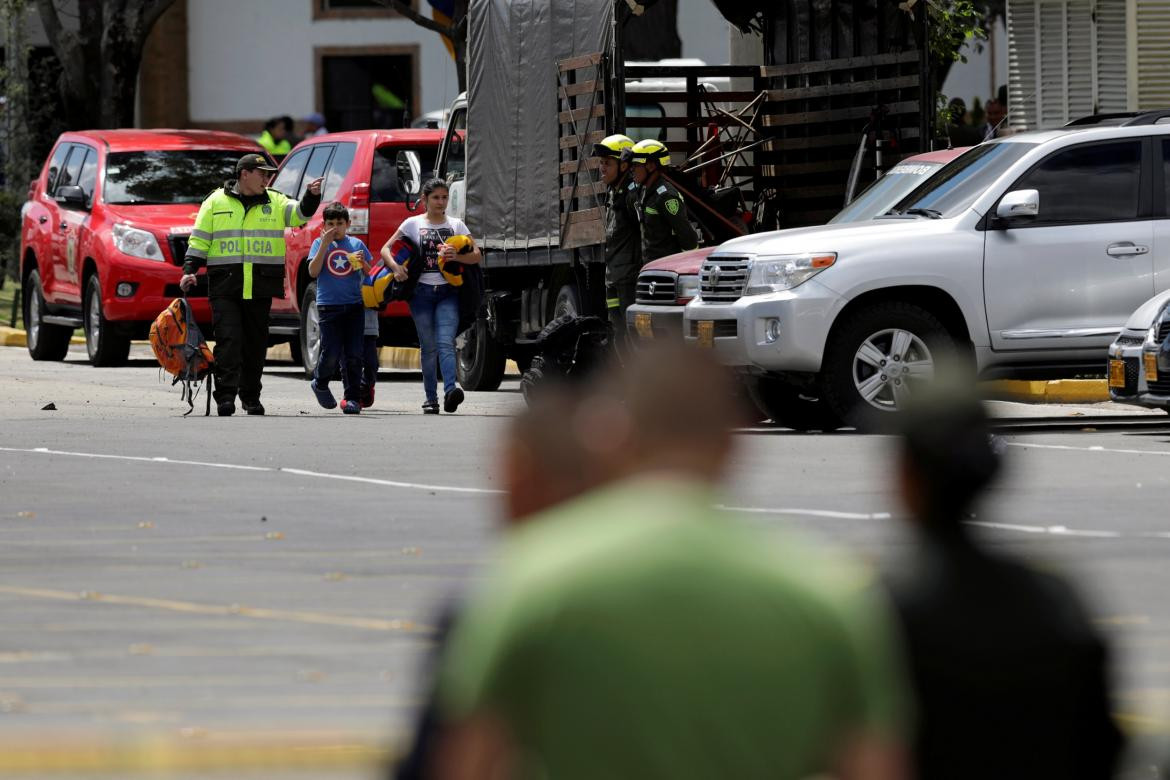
[980,379,1109,404]
[0,585,430,634]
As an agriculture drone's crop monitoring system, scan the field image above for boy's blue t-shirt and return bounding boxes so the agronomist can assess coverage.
[311,235,373,306]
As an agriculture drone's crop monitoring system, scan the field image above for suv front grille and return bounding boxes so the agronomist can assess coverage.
[700,256,749,302]
[168,234,190,267]
[635,272,678,305]
[1159,322,1170,343]
[1122,357,1140,395]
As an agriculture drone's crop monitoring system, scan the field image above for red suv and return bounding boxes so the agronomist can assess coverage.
[265,129,444,376]
[20,130,266,365]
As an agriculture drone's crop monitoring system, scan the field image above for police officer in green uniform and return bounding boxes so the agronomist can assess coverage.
[179,154,322,416]
[592,134,641,341]
[624,139,699,261]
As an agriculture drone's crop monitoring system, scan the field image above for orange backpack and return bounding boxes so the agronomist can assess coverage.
[149,297,215,416]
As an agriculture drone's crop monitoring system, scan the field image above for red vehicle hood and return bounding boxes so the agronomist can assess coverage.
[101,203,207,233]
[640,246,715,275]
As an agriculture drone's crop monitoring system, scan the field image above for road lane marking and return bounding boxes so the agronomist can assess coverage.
[1007,441,1170,457]
[0,446,499,494]
[718,505,893,520]
[0,585,429,634]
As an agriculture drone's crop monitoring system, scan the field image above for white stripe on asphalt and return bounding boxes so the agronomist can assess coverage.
[0,446,1160,538]
[0,446,499,495]
[1007,441,1170,457]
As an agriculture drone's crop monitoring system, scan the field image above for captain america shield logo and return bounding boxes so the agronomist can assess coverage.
[326,247,355,277]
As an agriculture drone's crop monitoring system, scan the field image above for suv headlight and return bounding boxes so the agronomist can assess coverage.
[744,253,836,295]
[676,274,700,303]
[112,223,164,261]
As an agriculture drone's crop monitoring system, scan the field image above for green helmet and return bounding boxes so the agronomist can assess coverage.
[623,139,670,166]
[591,134,634,159]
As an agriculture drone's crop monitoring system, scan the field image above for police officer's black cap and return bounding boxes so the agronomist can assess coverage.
[236,154,278,174]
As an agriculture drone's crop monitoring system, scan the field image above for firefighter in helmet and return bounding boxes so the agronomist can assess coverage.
[592,133,642,341]
[624,139,698,262]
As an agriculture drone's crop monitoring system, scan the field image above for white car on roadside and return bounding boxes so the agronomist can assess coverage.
[685,110,1170,430]
[1108,291,1170,410]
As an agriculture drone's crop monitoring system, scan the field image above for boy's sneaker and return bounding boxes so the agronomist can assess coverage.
[443,385,465,414]
[341,400,361,415]
[422,400,440,415]
[360,385,375,409]
[310,378,337,409]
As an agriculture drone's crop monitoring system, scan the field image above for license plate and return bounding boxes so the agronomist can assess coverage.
[1108,359,1126,388]
[696,320,714,348]
[634,312,653,340]
[1145,352,1158,382]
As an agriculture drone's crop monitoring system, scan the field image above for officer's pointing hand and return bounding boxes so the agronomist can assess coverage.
[307,177,324,196]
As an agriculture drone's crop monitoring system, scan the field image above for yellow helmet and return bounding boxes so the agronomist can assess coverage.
[591,133,634,159]
[623,139,670,166]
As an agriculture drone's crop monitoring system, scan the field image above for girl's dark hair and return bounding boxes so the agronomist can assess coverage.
[322,201,349,222]
[422,178,449,198]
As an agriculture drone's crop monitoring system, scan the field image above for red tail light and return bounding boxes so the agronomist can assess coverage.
[349,182,370,208]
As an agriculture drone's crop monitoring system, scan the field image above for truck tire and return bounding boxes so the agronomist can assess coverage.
[83,275,130,367]
[24,270,71,361]
[299,283,319,379]
[747,376,841,432]
[458,316,505,391]
[820,301,952,431]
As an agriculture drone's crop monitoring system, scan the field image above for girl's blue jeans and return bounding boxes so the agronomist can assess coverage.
[409,283,459,402]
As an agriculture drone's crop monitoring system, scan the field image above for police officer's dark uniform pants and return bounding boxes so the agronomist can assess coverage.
[210,296,272,405]
[607,264,638,344]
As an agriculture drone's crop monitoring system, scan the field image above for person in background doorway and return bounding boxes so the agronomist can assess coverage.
[302,112,329,138]
[885,384,1124,780]
[983,99,1012,140]
[623,139,698,262]
[257,116,292,161]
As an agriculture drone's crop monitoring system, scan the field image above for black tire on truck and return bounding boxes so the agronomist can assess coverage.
[747,376,841,432]
[83,275,130,367]
[299,282,319,379]
[24,269,72,361]
[458,315,506,391]
[820,301,952,432]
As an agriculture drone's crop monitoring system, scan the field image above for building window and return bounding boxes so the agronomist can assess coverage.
[312,0,416,20]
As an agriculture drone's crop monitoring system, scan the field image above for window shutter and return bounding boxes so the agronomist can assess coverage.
[1095,0,1129,112]
[1135,0,1170,109]
[1007,0,1038,130]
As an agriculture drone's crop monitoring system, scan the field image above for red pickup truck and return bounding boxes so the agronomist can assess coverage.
[264,129,444,376]
[20,130,265,365]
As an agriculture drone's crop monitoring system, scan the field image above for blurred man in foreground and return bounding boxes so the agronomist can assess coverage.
[886,385,1124,780]
[430,344,909,780]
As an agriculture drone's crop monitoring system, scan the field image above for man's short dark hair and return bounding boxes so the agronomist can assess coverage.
[322,201,349,222]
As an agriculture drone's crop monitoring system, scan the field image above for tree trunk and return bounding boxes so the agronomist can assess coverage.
[35,0,176,130]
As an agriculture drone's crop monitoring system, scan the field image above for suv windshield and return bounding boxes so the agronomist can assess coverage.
[829,162,942,224]
[888,141,1037,218]
[104,150,245,205]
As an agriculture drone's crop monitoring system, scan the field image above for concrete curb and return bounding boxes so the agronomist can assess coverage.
[982,379,1109,404]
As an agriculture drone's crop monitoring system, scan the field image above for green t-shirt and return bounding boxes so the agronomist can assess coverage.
[438,476,906,780]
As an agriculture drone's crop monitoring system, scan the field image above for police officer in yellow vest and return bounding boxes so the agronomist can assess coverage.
[624,139,699,261]
[179,154,322,416]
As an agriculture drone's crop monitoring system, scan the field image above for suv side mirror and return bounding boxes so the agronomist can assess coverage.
[396,150,422,211]
[55,185,88,209]
[996,189,1039,220]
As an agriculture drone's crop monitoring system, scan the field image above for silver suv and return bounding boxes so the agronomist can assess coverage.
[685,111,1170,429]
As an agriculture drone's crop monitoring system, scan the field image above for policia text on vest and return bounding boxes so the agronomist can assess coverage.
[180,154,323,416]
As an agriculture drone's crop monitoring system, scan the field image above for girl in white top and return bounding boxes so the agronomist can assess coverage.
[383,179,481,414]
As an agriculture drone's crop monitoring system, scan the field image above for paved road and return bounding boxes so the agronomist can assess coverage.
[1,344,1169,775]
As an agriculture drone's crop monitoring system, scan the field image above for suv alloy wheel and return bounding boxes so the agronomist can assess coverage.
[83,275,131,367]
[821,301,951,430]
[24,269,72,361]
